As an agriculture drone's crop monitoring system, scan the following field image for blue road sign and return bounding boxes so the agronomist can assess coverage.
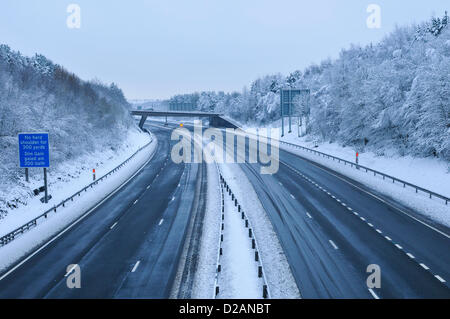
[18,133,50,168]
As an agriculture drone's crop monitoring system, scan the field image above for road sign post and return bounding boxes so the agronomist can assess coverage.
[280,89,310,137]
[44,168,48,203]
[18,133,50,203]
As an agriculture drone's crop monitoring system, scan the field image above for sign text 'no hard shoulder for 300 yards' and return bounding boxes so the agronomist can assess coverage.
[18,133,50,168]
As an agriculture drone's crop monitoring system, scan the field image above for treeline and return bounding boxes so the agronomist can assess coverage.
[0,45,134,214]
[169,13,450,160]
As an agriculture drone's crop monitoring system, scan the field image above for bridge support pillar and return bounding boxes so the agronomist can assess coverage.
[138,115,148,129]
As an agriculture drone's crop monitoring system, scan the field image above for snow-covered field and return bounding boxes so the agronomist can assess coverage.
[0,130,156,274]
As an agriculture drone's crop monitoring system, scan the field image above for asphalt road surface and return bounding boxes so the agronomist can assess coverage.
[235,134,450,298]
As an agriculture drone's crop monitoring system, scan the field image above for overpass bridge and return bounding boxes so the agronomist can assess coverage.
[130,110,240,129]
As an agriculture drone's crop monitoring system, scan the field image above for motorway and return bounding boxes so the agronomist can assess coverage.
[236,136,450,298]
[0,125,200,298]
[0,120,449,299]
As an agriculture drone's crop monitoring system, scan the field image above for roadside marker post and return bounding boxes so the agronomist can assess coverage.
[93,169,96,181]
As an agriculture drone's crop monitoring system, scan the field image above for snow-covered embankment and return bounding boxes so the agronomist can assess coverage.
[0,129,157,274]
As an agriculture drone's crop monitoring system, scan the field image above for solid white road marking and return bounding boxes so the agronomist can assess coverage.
[110,222,118,230]
[158,219,164,226]
[435,275,446,283]
[368,288,380,299]
[329,240,338,250]
[131,261,140,272]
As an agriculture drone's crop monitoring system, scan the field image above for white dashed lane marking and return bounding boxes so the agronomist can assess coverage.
[158,219,164,226]
[329,240,339,250]
[435,275,446,283]
[282,162,449,287]
[64,265,77,277]
[131,261,140,273]
[368,288,380,299]
[290,194,296,200]
[133,200,138,205]
[110,222,118,230]
[420,263,430,270]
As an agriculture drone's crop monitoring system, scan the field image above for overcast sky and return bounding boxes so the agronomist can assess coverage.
[0,0,448,99]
